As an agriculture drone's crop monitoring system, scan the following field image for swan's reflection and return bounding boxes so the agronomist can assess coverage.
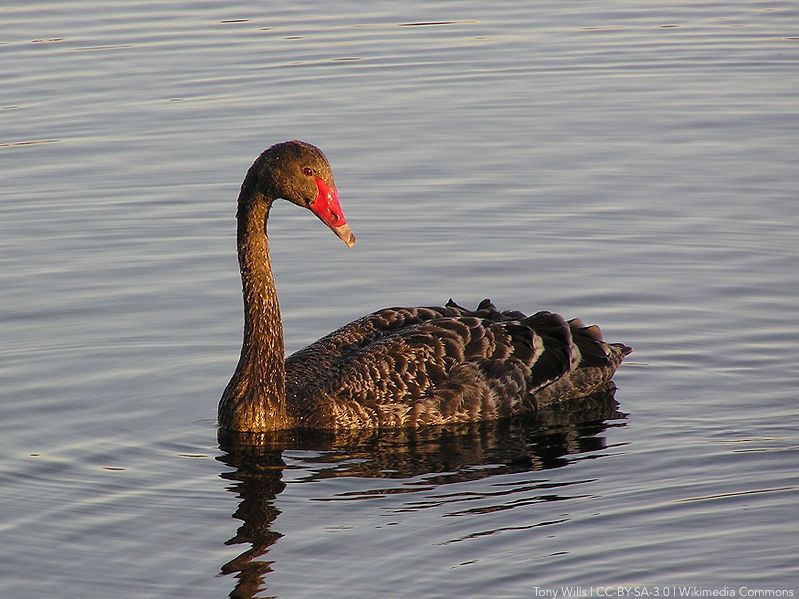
[217,389,626,598]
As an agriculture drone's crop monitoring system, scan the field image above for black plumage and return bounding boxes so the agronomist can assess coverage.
[286,300,630,429]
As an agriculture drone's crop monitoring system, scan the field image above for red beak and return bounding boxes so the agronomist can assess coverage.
[309,176,355,247]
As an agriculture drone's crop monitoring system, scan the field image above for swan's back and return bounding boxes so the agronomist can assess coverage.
[286,299,631,429]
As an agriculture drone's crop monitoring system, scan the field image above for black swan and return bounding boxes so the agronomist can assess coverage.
[219,140,631,432]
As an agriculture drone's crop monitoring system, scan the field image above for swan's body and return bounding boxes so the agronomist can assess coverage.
[219,141,630,432]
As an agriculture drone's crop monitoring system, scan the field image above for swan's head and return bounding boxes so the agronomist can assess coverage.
[256,140,355,247]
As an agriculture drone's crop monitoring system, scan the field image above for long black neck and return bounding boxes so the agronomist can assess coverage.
[219,184,290,432]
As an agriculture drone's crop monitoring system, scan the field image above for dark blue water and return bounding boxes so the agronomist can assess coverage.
[2,1,798,597]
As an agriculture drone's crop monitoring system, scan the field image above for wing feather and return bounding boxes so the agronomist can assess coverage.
[287,300,629,428]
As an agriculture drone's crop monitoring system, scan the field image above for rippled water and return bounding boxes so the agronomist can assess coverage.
[2,1,798,597]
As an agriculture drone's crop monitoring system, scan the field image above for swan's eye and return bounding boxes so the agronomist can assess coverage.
[302,167,313,176]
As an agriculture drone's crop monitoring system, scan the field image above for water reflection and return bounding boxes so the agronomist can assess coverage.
[217,389,626,598]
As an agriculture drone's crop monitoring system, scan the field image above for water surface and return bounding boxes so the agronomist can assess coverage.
[1,1,798,597]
